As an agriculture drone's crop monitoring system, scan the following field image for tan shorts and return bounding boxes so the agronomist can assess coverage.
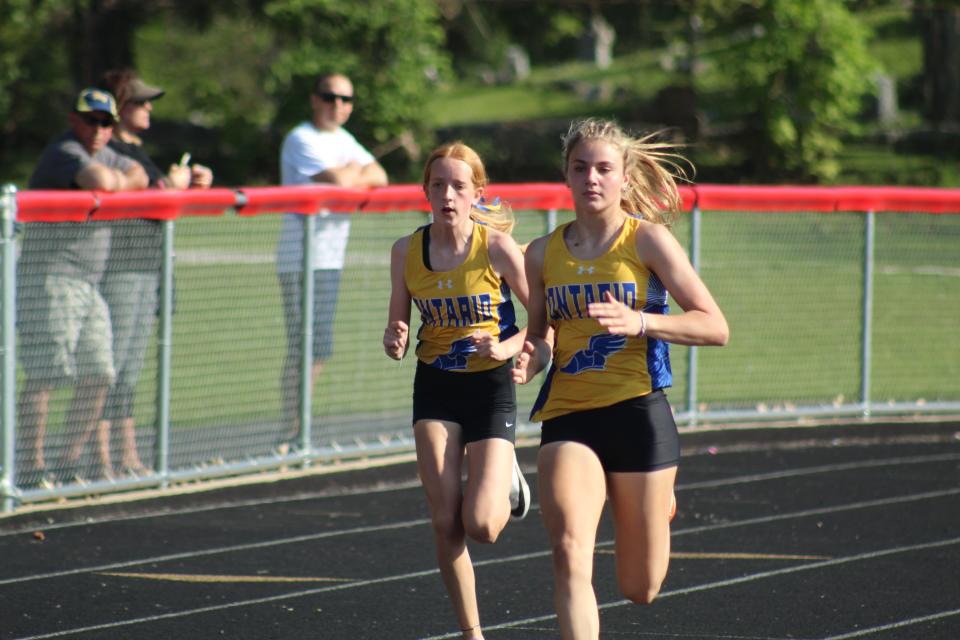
[17,275,116,385]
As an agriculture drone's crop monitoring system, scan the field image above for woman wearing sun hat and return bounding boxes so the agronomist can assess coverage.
[92,69,213,477]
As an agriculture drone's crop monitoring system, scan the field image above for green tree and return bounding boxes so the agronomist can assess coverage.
[915,5,960,125]
[0,1,76,182]
[0,0,448,185]
[264,0,450,180]
[133,10,280,185]
[437,0,585,76]
[0,0,266,184]
[706,0,875,182]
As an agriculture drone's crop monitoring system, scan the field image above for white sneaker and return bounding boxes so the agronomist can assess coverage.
[509,454,530,520]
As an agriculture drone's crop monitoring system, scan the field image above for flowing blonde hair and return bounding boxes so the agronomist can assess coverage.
[561,118,692,227]
[422,141,515,234]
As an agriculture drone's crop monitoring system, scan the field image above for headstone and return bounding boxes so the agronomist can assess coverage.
[502,45,530,82]
[874,72,898,125]
[578,14,616,69]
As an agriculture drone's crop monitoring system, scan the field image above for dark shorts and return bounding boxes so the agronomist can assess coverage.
[540,390,680,472]
[279,269,341,362]
[413,360,517,444]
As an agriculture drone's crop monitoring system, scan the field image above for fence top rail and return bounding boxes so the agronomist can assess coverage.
[13,188,237,222]
[7,184,960,221]
[12,190,99,222]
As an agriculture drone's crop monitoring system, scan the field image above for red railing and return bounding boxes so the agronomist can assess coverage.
[12,184,960,221]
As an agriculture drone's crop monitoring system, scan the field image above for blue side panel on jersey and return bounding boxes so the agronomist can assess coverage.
[647,336,673,389]
[645,273,672,389]
[529,364,556,420]
[497,280,519,342]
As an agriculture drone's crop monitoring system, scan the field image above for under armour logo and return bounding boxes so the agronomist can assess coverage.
[577,265,595,275]
[438,279,453,289]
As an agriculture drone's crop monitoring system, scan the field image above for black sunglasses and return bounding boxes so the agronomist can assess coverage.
[79,113,116,128]
[317,92,354,104]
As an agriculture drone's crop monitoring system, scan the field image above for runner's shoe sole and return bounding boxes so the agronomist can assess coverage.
[510,456,531,520]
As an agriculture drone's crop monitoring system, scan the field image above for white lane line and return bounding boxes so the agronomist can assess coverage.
[99,572,354,584]
[0,478,425,538]
[8,560,454,640]
[879,265,960,278]
[8,497,959,640]
[678,452,960,491]
[3,459,958,587]
[423,537,960,640]
[0,518,430,587]
[174,250,274,265]
[172,250,392,267]
[3,451,955,539]
[820,608,960,639]
[595,550,832,560]
[668,488,960,540]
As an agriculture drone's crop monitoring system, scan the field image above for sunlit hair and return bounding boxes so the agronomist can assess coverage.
[422,141,515,234]
[98,68,139,111]
[561,118,692,227]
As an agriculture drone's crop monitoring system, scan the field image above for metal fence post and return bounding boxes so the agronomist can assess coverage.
[299,213,317,457]
[546,208,558,234]
[686,204,702,425]
[861,210,875,417]
[155,219,175,487]
[1,185,19,512]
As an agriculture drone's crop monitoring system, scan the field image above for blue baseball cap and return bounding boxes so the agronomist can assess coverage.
[74,88,119,121]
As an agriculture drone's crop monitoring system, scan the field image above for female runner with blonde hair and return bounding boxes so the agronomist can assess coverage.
[383,141,532,640]
[513,119,729,639]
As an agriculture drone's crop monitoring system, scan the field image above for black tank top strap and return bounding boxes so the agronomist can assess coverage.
[422,224,432,271]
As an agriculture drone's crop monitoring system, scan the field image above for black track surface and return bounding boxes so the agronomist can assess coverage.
[1,419,958,639]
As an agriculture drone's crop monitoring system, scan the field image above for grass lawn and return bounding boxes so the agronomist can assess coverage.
[161,208,960,428]
[24,204,959,437]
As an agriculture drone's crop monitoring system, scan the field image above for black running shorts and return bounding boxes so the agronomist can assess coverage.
[413,360,517,444]
[540,390,679,472]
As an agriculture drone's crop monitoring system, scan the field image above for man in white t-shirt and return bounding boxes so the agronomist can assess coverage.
[276,72,388,446]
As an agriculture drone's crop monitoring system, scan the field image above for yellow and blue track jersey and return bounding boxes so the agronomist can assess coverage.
[530,216,672,422]
[405,223,518,372]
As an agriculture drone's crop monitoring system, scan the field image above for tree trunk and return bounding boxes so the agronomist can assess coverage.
[70,0,140,86]
[917,7,960,125]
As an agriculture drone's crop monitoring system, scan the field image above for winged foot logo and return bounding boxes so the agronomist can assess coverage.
[559,333,627,374]
[430,337,478,371]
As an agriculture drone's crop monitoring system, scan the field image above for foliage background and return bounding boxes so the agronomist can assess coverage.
[1,0,958,188]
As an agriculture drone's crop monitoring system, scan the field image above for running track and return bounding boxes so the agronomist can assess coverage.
[1,419,958,639]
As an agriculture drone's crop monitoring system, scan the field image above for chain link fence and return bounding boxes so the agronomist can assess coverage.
[2,185,959,512]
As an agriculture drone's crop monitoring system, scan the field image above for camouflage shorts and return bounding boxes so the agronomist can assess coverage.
[17,275,116,385]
